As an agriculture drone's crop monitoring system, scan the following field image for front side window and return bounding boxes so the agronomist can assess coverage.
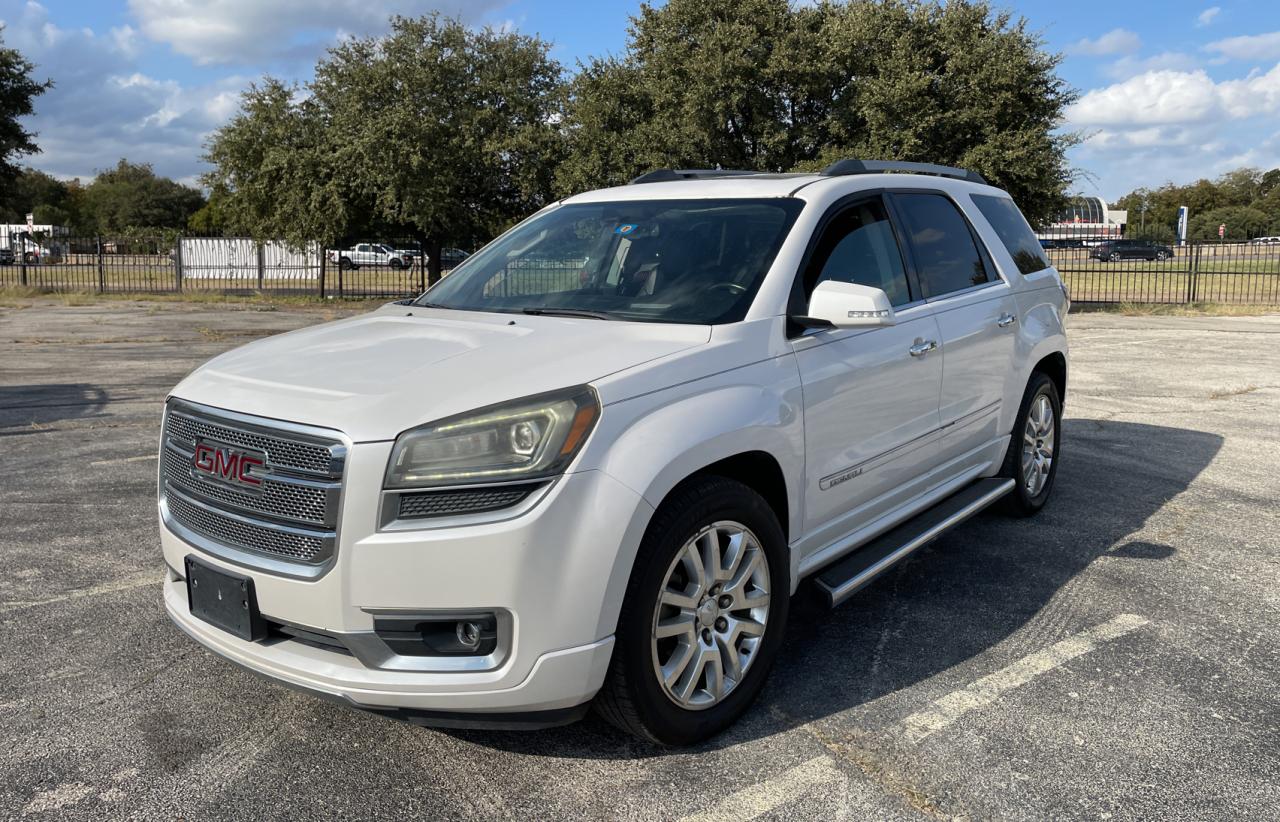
[806,199,912,306]
[970,194,1051,276]
[419,199,804,324]
[893,193,991,297]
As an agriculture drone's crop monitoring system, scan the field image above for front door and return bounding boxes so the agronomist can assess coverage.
[791,196,944,556]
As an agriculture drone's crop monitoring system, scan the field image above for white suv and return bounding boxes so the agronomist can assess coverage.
[160,161,1068,745]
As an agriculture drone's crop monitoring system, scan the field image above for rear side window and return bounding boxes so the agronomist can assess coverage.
[971,194,1050,276]
[894,193,991,297]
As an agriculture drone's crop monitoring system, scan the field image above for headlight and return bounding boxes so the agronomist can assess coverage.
[384,386,600,489]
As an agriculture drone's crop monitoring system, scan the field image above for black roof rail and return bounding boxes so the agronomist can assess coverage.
[629,168,766,184]
[820,159,986,185]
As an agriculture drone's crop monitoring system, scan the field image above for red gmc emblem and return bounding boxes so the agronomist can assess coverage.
[193,441,264,488]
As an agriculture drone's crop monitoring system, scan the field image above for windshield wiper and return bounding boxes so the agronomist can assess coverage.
[521,307,616,320]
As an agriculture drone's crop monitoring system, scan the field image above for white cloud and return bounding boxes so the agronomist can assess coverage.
[1068,62,1280,197]
[1196,7,1221,28]
[126,0,510,65]
[1206,31,1280,62]
[1066,64,1280,127]
[1103,52,1200,81]
[1070,28,1142,57]
[1,1,248,182]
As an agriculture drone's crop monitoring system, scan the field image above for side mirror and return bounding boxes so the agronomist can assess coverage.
[803,280,896,329]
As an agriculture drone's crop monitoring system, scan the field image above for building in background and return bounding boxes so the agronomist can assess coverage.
[1,224,71,262]
[1037,196,1127,244]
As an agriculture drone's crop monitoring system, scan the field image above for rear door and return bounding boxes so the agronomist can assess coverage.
[791,196,943,552]
[888,190,1018,474]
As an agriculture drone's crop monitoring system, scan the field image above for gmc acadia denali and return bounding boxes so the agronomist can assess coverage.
[160,160,1069,745]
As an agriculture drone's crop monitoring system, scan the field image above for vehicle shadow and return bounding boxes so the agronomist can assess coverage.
[0,384,110,431]
[439,418,1224,758]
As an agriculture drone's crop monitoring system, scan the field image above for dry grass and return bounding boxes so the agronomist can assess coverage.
[0,287,380,312]
[1072,301,1279,317]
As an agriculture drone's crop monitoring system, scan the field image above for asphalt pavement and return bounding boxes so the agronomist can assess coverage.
[1,298,1277,820]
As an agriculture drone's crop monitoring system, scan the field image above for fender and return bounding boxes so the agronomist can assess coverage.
[1005,277,1070,442]
[578,353,806,634]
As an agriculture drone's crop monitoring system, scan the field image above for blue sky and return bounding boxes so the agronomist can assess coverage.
[4,1,1280,202]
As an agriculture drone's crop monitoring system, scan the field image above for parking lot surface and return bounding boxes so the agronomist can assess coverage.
[1,299,1277,820]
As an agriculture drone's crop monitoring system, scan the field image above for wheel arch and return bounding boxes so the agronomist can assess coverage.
[583,373,805,640]
[1033,350,1067,406]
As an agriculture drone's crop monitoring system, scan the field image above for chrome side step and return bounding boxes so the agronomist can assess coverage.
[813,477,1015,608]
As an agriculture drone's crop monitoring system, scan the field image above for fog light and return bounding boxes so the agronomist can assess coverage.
[371,612,498,657]
[456,620,482,650]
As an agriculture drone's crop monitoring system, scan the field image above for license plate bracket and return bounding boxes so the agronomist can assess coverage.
[185,555,267,642]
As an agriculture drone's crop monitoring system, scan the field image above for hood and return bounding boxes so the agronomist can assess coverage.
[171,305,710,441]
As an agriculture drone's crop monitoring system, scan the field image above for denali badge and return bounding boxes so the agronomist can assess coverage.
[192,441,265,488]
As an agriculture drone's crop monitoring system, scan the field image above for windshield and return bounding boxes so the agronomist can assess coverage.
[417,198,804,324]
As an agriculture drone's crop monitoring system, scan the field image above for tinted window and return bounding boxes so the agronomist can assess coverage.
[894,193,991,297]
[421,199,803,324]
[808,199,911,306]
[971,194,1051,276]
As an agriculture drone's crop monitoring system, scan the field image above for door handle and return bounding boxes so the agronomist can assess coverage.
[997,313,1017,328]
[909,339,938,358]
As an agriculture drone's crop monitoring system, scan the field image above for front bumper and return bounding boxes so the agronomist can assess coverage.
[161,451,654,720]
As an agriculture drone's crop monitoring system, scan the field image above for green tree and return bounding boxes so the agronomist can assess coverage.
[557,0,1078,226]
[1188,206,1270,243]
[1116,167,1280,241]
[0,167,72,223]
[205,15,563,283]
[0,26,51,190]
[201,79,344,243]
[79,159,206,233]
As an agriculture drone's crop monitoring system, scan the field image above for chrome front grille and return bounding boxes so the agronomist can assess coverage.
[160,399,346,575]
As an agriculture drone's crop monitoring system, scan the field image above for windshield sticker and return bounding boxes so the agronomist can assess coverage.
[614,224,639,236]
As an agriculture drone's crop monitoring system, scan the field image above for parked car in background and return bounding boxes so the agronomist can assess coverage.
[329,243,413,270]
[159,160,1069,745]
[391,245,423,263]
[1089,239,1174,262]
[440,247,471,268]
[1250,236,1280,246]
[1038,238,1086,250]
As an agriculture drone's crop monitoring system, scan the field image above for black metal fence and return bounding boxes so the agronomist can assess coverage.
[0,236,462,298]
[1038,235,1280,305]
[4,233,1280,306]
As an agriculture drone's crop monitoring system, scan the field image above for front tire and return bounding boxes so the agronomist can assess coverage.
[1000,372,1062,517]
[595,476,789,745]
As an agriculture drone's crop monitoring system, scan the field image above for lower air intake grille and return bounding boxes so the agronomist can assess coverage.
[167,489,328,563]
[397,484,543,520]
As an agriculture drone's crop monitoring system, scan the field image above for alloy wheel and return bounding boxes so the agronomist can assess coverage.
[1021,393,1056,497]
[650,521,771,710]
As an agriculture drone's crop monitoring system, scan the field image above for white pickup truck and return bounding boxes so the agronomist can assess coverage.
[328,243,413,270]
[160,161,1069,745]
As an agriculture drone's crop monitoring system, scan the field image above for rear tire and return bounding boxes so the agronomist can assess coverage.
[999,372,1062,517]
[338,257,354,271]
[594,476,789,745]
[1108,252,1121,262]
